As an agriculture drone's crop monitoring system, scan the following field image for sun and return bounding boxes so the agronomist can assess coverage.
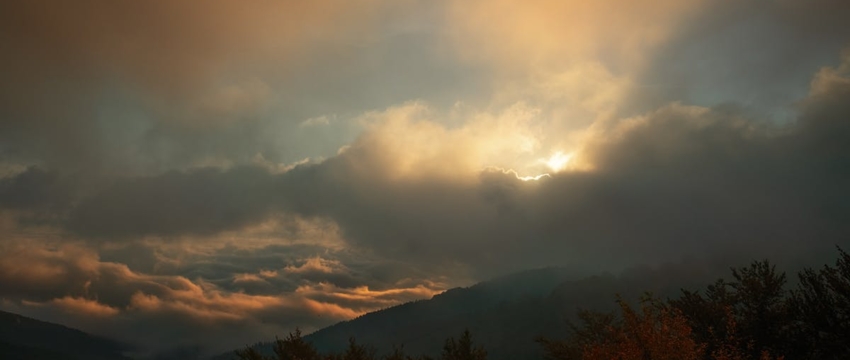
[544,151,572,172]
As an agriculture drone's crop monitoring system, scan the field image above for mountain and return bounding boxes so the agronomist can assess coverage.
[303,267,584,359]
[0,309,132,360]
[218,263,725,360]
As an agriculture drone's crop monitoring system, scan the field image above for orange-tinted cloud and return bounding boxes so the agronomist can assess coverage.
[49,297,120,317]
[1,0,850,356]
[0,236,448,352]
[285,257,346,274]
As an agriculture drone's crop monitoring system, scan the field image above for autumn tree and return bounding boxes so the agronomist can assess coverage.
[537,309,617,360]
[539,295,703,360]
[668,279,736,355]
[668,261,790,359]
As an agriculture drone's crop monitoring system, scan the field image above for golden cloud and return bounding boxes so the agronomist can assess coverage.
[49,296,120,317]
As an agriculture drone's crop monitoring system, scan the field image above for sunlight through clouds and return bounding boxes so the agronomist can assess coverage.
[1,0,849,356]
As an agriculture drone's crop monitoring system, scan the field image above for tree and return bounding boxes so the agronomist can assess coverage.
[539,295,705,360]
[342,337,377,360]
[537,309,617,360]
[668,280,735,356]
[728,261,788,358]
[585,296,704,360]
[383,344,423,360]
[236,346,270,360]
[441,329,487,360]
[787,247,850,359]
[669,261,790,359]
[273,328,320,360]
[236,328,321,360]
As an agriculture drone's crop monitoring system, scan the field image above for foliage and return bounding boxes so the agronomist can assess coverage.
[342,337,377,360]
[786,247,850,359]
[541,295,704,360]
[538,309,617,360]
[236,329,479,360]
[669,261,789,359]
[728,261,788,358]
[441,329,487,360]
[236,328,320,360]
[274,328,321,360]
[537,250,850,360]
[382,345,409,360]
[237,248,850,360]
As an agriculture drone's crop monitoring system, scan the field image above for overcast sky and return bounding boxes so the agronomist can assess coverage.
[1,0,850,356]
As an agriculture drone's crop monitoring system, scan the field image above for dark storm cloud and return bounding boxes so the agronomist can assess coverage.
[243,64,846,276]
[1,0,850,355]
[624,0,850,118]
[67,166,279,238]
[0,167,71,211]
[311,59,845,271]
[0,0,485,176]
[36,54,849,279]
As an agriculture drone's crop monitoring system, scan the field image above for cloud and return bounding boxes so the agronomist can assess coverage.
[301,116,333,128]
[5,52,846,278]
[277,54,850,276]
[66,166,280,238]
[285,257,346,275]
[0,0,378,97]
[445,0,703,73]
[46,297,120,318]
[0,238,447,354]
[0,0,383,174]
[1,0,849,355]
[624,0,850,117]
[0,167,72,212]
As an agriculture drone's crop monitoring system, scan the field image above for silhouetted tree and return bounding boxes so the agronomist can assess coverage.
[669,278,736,354]
[341,337,377,360]
[237,250,850,360]
[236,328,321,360]
[537,309,617,360]
[539,259,807,360]
[728,261,788,358]
[274,328,320,360]
[235,346,269,360]
[787,247,850,359]
[669,261,789,359]
[441,329,486,360]
[382,345,405,360]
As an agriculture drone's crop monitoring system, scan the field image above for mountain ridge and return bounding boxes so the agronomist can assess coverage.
[0,309,133,360]
[216,262,730,360]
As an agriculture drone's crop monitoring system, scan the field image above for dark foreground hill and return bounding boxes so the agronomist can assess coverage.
[218,263,723,360]
[0,309,132,360]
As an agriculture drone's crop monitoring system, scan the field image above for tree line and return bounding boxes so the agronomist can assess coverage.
[235,328,485,360]
[237,247,849,360]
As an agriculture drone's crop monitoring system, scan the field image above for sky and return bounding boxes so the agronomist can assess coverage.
[1,0,850,356]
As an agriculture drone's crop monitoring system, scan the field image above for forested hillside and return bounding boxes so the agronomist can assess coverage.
[224,249,850,360]
[0,310,132,360]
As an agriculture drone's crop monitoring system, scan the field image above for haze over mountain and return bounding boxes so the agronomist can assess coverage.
[1,0,849,357]
[0,309,131,360]
[216,260,746,360]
